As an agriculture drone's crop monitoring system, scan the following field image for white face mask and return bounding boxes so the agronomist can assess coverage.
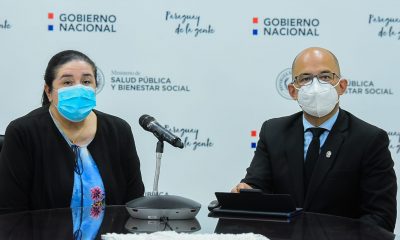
[295,78,341,117]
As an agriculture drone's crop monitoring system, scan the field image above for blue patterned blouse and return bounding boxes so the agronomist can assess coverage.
[50,111,106,239]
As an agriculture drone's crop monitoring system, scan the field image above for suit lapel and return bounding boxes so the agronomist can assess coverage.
[285,115,306,207]
[304,109,349,209]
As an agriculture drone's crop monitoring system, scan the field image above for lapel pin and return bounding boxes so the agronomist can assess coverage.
[326,151,332,158]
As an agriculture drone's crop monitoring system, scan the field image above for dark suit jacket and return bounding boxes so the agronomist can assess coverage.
[242,109,397,232]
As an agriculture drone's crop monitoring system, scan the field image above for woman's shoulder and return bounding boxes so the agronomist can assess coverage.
[9,106,50,128]
[4,106,52,140]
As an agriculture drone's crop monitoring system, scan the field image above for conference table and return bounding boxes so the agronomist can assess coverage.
[0,205,395,239]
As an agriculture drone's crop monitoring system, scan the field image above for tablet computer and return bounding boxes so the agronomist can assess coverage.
[211,191,302,218]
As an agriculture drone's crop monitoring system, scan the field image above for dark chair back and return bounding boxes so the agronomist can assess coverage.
[0,135,4,152]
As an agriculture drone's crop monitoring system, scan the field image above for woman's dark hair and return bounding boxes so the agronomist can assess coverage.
[42,50,97,106]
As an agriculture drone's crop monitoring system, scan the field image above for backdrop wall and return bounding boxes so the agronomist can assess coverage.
[1,0,400,232]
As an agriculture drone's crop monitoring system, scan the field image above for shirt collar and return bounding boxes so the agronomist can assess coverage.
[303,109,339,132]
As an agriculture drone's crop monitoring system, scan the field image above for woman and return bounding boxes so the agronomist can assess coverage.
[0,50,144,213]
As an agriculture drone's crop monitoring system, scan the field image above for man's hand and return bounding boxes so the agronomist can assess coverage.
[231,182,253,193]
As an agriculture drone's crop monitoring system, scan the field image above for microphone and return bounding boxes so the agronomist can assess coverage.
[139,114,184,148]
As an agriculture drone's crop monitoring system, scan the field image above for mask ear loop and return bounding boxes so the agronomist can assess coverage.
[332,78,342,88]
[293,83,301,91]
[330,78,344,107]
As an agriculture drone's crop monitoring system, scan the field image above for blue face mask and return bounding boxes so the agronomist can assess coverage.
[56,84,96,122]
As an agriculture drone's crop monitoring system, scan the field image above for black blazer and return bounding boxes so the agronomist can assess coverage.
[243,109,397,232]
[0,106,145,213]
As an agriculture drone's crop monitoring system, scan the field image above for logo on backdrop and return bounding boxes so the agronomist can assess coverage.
[47,12,117,32]
[276,68,292,100]
[368,14,400,40]
[0,19,12,30]
[388,131,400,155]
[345,79,394,95]
[252,17,320,37]
[96,68,105,94]
[163,126,214,151]
[250,130,257,149]
[165,11,215,37]
[110,70,190,92]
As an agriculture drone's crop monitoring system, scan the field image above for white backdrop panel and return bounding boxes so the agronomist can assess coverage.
[1,0,400,232]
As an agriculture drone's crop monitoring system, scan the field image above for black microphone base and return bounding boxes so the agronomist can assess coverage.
[126,195,201,220]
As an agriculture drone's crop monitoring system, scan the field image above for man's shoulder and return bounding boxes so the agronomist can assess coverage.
[340,109,384,135]
[261,111,303,129]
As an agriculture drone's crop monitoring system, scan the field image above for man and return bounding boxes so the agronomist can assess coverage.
[232,47,397,232]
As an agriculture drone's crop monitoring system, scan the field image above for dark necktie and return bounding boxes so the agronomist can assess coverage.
[304,127,325,191]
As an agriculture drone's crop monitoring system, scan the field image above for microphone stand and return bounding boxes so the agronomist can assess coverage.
[125,137,201,220]
[153,140,164,193]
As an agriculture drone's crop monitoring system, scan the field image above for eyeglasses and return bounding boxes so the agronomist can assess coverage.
[293,72,340,87]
